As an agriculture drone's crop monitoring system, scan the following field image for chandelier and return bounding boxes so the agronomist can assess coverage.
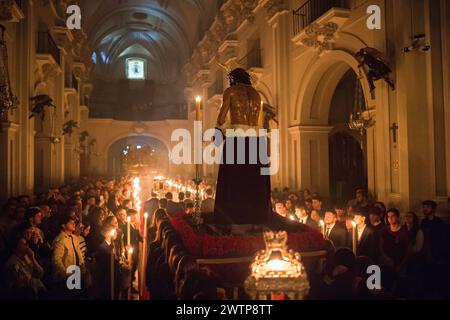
[348,73,375,149]
[0,24,19,123]
[244,231,310,300]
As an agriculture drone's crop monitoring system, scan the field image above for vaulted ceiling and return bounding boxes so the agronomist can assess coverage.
[79,0,223,83]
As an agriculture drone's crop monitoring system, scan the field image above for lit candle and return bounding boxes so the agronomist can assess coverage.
[144,212,148,241]
[110,229,116,300]
[195,96,202,122]
[127,247,133,266]
[319,220,325,237]
[127,216,131,246]
[351,221,357,256]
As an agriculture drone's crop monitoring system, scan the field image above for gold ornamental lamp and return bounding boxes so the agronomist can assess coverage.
[244,231,310,300]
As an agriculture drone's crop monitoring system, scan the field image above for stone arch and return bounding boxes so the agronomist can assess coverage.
[105,133,171,176]
[294,50,373,125]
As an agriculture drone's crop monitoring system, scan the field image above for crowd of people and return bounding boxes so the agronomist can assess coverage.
[271,187,450,299]
[0,177,152,300]
[1,178,449,300]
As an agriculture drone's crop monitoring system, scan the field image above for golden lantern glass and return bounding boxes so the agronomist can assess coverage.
[244,231,310,300]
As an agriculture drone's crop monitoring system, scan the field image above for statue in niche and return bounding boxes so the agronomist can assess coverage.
[62,120,79,136]
[29,94,56,120]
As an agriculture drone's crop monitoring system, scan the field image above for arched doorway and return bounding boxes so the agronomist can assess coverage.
[107,135,169,177]
[328,69,368,203]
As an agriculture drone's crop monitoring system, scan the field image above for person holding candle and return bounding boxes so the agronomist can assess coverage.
[324,209,348,249]
[93,225,121,300]
[351,212,376,260]
[124,209,143,292]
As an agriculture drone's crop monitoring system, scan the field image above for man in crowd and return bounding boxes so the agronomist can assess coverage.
[52,214,85,299]
[200,188,215,215]
[165,192,183,217]
[3,236,46,299]
[93,225,121,300]
[312,196,324,218]
[421,200,450,297]
[144,192,159,224]
[324,209,348,248]
[295,203,317,229]
[347,189,372,213]
[352,211,376,261]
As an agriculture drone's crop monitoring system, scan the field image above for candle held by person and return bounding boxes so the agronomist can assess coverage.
[319,220,325,237]
[351,221,357,255]
[127,216,131,246]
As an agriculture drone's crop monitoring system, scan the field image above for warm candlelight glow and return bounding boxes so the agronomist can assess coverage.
[319,220,325,226]
[351,221,357,228]
[128,247,133,254]
[144,212,148,219]
[127,216,131,223]
[245,231,310,300]
[195,96,201,103]
[109,229,116,238]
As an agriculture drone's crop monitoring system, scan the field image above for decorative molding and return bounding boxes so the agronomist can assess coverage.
[292,7,351,53]
[0,0,24,22]
[183,0,260,85]
[51,26,74,56]
[261,0,288,23]
[300,22,339,53]
[34,54,62,94]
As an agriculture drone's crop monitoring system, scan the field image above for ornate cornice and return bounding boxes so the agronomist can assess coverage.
[261,0,288,22]
[183,0,260,85]
[0,0,24,22]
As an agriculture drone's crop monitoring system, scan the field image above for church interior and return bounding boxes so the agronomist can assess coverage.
[0,0,449,302]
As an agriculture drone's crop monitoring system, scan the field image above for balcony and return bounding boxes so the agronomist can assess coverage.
[239,48,263,70]
[293,0,348,36]
[37,32,60,65]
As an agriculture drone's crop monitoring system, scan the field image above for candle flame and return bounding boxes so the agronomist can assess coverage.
[144,212,148,219]
[127,216,131,223]
[128,247,133,254]
[319,220,325,226]
[195,96,202,103]
[110,229,116,237]
[351,221,357,228]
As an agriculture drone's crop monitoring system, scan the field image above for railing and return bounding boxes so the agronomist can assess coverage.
[239,48,263,69]
[293,0,347,36]
[37,32,60,65]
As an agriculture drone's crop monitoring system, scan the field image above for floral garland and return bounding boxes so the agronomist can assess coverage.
[171,215,325,259]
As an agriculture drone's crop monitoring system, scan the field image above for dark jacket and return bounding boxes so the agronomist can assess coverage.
[327,224,348,249]
[93,241,121,300]
[349,226,377,260]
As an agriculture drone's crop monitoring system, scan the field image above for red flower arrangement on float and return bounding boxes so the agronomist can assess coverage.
[170,214,325,258]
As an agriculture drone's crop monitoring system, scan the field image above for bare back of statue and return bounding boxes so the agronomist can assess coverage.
[217,84,261,128]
